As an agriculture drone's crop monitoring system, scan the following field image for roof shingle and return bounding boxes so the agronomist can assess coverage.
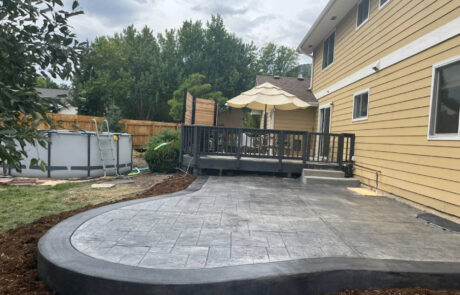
[255,75,317,104]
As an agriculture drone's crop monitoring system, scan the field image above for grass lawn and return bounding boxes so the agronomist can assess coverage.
[0,180,152,233]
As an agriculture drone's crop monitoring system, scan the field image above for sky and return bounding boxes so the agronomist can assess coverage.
[62,0,329,62]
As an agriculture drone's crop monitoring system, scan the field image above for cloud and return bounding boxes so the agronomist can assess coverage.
[63,0,328,53]
[191,2,249,16]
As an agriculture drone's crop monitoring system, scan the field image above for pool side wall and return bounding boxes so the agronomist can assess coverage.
[9,130,132,178]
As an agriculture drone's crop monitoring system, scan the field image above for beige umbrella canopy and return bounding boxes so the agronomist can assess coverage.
[226,82,314,128]
[226,82,313,111]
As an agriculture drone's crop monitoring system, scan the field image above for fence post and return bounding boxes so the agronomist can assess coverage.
[182,88,187,124]
[213,100,218,126]
[337,134,344,167]
[191,96,197,125]
[278,131,284,172]
[193,125,200,171]
[179,125,185,168]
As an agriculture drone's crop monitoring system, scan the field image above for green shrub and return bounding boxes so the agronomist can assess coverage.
[145,141,180,173]
[146,129,180,150]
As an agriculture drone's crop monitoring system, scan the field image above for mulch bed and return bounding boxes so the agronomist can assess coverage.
[0,173,459,295]
[335,288,460,295]
[0,173,195,295]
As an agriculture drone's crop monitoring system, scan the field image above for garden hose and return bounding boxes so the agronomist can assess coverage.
[127,167,149,176]
[154,142,172,150]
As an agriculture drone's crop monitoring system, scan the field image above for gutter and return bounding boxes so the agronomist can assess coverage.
[297,0,337,54]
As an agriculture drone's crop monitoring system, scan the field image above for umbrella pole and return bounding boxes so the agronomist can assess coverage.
[264,105,267,129]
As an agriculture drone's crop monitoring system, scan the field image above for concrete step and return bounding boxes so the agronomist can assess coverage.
[302,168,344,178]
[303,176,361,187]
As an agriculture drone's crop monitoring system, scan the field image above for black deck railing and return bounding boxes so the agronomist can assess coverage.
[180,125,355,172]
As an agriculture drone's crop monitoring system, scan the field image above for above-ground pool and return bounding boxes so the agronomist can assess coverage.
[9,130,132,178]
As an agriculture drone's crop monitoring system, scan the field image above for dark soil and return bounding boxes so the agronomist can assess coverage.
[0,173,195,295]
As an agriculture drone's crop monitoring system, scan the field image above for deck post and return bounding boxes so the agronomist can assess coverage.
[236,129,242,168]
[349,134,355,162]
[278,131,285,172]
[337,134,344,167]
[193,126,200,170]
[305,133,311,164]
[302,132,308,165]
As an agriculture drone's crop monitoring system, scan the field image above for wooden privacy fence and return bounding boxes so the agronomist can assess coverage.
[38,113,180,147]
[121,119,179,147]
[183,91,216,126]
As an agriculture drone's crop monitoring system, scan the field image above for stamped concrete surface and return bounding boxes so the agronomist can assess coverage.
[71,176,460,269]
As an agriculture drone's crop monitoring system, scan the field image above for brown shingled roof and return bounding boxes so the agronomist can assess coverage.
[255,75,317,105]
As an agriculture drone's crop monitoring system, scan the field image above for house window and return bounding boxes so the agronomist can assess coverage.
[379,0,390,9]
[353,90,369,121]
[356,0,370,29]
[322,32,335,69]
[429,58,460,139]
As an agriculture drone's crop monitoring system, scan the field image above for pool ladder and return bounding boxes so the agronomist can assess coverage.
[90,119,119,178]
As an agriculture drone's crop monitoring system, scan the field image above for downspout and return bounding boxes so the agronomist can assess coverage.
[353,163,382,194]
[308,53,314,90]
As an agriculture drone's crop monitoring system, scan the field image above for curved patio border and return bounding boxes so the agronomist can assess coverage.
[38,176,460,295]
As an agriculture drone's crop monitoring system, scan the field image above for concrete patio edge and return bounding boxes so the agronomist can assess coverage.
[37,176,460,295]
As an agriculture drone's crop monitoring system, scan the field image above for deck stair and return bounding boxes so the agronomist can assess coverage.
[301,169,360,187]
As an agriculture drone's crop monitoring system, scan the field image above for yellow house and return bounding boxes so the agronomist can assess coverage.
[257,75,318,131]
[298,0,460,217]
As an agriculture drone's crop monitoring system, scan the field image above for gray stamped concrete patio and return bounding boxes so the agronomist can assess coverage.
[71,176,460,269]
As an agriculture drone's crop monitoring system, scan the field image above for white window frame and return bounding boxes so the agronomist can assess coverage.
[356,0,370,31]
[427,55,460,141]
[317,103,332,133]
[379,0,391,10]
[322,30,336,71]
[352,88,370,122]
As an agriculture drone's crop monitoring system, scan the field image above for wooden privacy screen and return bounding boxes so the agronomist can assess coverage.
[183,91,216,126]
[38,113,180,147]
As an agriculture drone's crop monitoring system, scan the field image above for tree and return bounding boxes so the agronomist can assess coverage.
[74,26,175,121]
[168,73,226,121]
[257,43,299,76]
[105,105,124,133]
[0,0,84,172]
[287,64,312,78]
[74,16,258,121]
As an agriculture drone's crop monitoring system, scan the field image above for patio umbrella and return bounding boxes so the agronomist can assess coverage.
[226,82,313,129]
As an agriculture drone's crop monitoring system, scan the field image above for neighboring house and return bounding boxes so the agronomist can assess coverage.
[298,0,460,217]
[257,75,318,131]
[217,108,245,128]
[36,88,77,115]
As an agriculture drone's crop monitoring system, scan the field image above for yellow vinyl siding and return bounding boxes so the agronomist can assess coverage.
[317,36,460,217]
[273,108,317,132]
[259,111,273,129]
[313,0,460,92]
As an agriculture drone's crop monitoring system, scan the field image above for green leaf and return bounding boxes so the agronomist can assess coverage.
[72,0,79,10]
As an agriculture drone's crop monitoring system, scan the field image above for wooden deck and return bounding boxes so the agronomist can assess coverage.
[180,126,354,175]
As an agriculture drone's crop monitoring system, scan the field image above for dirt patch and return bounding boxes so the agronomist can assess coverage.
[0,173,195,295]
[333,288,460,295]
[63,172,169,203]
[132,150,148,168]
